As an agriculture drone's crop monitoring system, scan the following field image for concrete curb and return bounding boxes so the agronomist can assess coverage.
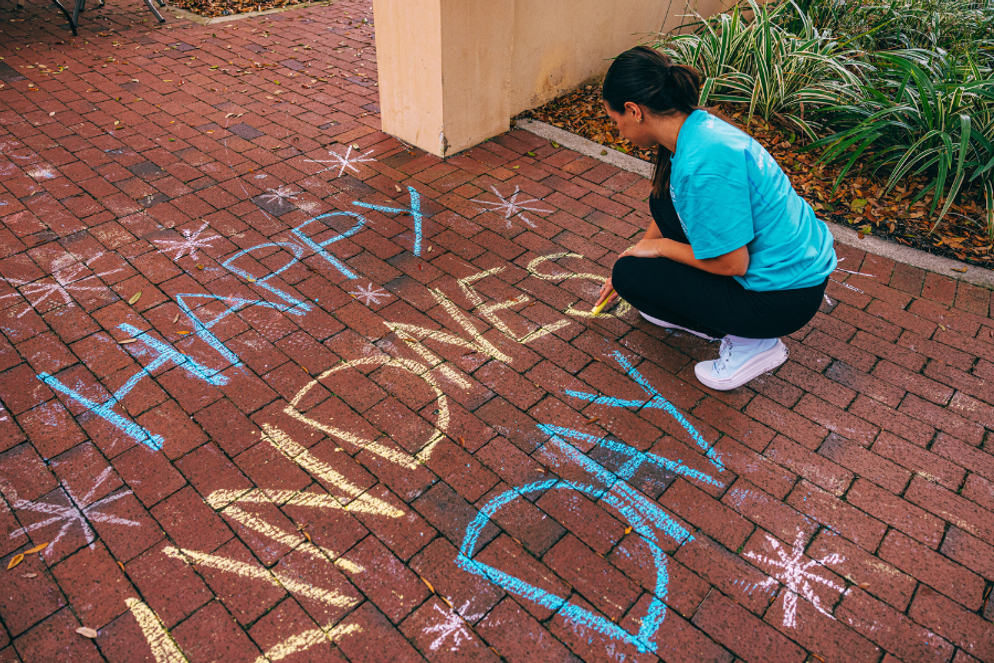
[517,118,994,291]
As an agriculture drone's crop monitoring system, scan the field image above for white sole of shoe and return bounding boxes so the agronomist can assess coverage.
[694,339,789,391]
[639,311,717,341]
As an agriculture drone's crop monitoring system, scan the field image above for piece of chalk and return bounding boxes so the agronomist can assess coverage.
[591,290,615,317]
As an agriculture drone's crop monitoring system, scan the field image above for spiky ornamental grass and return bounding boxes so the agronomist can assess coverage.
[658,0,994,237]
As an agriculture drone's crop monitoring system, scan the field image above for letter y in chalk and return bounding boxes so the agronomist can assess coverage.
[351,186,425,256]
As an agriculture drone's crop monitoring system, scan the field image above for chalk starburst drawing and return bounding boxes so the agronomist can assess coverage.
[260,185,303,205]
[153,222,220,261]
[4,467,140,557]
[348,283,391,306]
[423,604,472,652]
[744,531,845,628]
[0,256,121,318]
[305,145,375,178]
[471,185,552,228]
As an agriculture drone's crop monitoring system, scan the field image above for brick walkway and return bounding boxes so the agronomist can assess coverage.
[1,1,993,661]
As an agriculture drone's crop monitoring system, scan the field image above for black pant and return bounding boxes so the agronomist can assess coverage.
[612,195,828,339]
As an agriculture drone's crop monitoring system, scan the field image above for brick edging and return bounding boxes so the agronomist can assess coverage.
[516,118,994,291]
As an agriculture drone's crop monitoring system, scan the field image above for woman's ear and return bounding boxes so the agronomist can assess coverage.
[623,101,642,123]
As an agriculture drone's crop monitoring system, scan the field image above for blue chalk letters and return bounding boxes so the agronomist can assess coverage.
[567,351,725,472]
[351,186,425,256]
[459,353,726,654]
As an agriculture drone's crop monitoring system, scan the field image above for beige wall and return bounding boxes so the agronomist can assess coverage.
[373,0,736,156]
[509,0,734,115]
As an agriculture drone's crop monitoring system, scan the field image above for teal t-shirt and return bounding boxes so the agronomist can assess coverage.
[669,110,837,291]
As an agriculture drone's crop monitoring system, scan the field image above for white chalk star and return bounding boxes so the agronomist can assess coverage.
[0,256,121,318]
[153,223,220,261]
[471,185,552,228]
[5,468,140,557]
[348,283,391,306]
[305,145,375,178]
[423,603,472,652]
[744,530,845,629]
[260,185,303,205]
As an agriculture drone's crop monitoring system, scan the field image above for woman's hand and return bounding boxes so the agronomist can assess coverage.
[593,277,618,311]
[619,238,664,259]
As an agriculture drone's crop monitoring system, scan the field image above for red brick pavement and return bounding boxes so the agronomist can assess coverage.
[1,1,993,662]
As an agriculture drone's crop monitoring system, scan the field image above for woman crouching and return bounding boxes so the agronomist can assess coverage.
[593,46,837,391]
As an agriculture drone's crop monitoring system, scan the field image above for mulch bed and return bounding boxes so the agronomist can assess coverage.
[517,83,994,270]
[170,0,326,18]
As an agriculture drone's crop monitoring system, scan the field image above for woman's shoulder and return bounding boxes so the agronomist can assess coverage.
[684,111,753,153]
[674,115,752,179]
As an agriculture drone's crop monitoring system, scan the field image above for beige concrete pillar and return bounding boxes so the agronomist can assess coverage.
[373,0,739,157]
[373,0,514,157]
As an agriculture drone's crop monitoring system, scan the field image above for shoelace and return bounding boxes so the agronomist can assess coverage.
[715,337,734,373]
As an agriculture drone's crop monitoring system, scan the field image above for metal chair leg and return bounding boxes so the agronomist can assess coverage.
[51,0,78,34]
[141,0,165,22]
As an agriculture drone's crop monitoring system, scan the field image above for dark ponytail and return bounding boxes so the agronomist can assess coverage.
[603,46,702,198]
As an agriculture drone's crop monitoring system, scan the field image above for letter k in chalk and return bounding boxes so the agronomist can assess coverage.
[352,186,425,256]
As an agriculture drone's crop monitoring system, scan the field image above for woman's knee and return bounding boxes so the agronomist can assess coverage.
[611,256,642,299]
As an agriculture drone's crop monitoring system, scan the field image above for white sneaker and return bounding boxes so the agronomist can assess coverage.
[639,310,717,341]
[695,336,789,391]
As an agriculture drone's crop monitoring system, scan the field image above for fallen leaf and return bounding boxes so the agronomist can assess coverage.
[585,417,599,425]
[173,314,180,323]
[117,561,125,572]
[177,331,191,335]
[21,573,37,578]
[951,266,968,273]
[419,576,435,593]
[119,338,138,344]
[128,291,142,305]
[6,554,24,570]
[394,185,402,192]
[75,627,98,639]
[303,531,312,543]
[352,144,360,149]
[24,543,48,554]
[457,437,466,448]
[624,526,633,535]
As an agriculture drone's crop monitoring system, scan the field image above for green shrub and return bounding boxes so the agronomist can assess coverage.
[808,51,994,229]
[658,0,994,231]
[656,0,861,138]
